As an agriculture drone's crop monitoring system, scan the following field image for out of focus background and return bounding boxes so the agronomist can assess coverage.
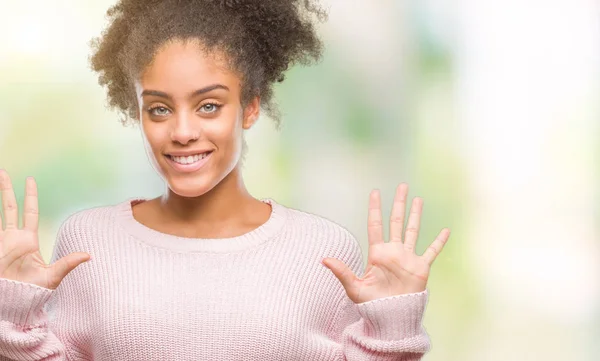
[1,0,598,359]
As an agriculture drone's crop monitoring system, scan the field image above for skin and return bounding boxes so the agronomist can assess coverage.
[0,38,451,300]
[322,184,451,303]
[0,38,274,291]
[131,39,272,239]
[131,38,453,301]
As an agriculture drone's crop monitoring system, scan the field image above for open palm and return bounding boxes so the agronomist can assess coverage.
[0,170,90,290]
[322,183,450,304]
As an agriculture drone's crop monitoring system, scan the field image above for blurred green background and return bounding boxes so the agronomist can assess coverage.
[1,1,598,360]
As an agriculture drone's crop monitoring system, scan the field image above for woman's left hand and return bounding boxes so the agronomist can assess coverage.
[322,183,450,304]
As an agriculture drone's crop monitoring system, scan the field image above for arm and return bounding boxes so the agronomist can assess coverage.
[0,279,69,360]
[322,185,450,360]
[326,234,430,361]
[0,219,86,361]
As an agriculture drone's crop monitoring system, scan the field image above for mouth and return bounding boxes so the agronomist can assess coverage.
[164,151,214,173]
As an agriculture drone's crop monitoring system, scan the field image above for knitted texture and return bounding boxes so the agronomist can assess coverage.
[0,198,430,360]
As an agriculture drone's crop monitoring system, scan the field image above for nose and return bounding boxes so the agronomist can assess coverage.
[170,114,199,145]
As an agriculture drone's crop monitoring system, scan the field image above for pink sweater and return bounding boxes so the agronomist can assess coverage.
[0,198,430,361]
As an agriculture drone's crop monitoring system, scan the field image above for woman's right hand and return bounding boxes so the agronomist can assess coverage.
[0,170,91,290]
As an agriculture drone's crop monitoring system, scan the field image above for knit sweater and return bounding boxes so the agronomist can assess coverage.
[0,198,430,361]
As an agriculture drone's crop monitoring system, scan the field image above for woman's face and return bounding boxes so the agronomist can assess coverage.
[134,39,259,198]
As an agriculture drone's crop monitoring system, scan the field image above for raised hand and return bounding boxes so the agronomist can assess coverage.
[322,183,450,304]
[0,170,91,290]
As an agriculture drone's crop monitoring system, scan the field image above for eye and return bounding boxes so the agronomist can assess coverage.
[200,102,223,114]
[147,106,170,117]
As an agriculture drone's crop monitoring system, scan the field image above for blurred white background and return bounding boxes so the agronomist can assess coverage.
[1,0,598,359]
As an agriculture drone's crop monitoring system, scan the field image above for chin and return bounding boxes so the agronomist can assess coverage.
[166,177,215,198]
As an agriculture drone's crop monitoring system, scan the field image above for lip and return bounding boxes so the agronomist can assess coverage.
[166,149,213,157]
[165,151,213,173]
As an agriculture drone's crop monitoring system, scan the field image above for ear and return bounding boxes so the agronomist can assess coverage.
[242,96,260,130]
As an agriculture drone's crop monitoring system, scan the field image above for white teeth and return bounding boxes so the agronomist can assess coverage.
[170,152,209,165]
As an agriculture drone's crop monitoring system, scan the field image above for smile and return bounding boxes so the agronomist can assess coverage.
[169,152,211,165]
[165,151,213,173]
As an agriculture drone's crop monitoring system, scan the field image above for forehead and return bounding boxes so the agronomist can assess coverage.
[137,40,240,93]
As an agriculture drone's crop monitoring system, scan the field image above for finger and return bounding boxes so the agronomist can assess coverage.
[422,228,451,266]
[403,197,423,252]
[367,189,384,245]
[389,183,408,243]
[23,177,39,232]
[49,252,91,288]
[0,170,18,230]
[322,257,357,293]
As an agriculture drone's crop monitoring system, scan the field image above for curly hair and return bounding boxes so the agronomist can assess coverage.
[88,0,328,129]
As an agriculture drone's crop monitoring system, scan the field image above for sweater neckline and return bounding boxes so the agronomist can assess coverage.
[115,197,288,253]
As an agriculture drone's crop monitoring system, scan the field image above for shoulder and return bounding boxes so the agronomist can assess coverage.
[57,200,127,234]
[279,201,363,256]
[52,199,131,250]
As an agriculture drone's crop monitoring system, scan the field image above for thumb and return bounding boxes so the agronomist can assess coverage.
[49,252,91,288]
[322,258,357,291]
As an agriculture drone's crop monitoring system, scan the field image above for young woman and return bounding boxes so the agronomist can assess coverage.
[0,0,450,360]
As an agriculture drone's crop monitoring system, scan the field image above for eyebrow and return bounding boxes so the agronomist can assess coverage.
[140,84,229,100]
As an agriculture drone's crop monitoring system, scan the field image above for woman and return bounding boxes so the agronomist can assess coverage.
[0,0,450,360]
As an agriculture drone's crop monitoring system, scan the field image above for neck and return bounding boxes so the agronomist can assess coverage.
[155,166,259,225]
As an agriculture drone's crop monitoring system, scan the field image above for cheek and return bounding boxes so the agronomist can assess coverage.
[141,123,165,150]
[141,127,168,169]
[207,117,243,148]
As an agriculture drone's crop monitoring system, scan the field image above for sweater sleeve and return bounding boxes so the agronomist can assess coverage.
[0,217,86,361]
[328,229,431,361]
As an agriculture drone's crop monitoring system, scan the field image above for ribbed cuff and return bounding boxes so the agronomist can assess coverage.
[355,289,428,341]
[0,278,54,327]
